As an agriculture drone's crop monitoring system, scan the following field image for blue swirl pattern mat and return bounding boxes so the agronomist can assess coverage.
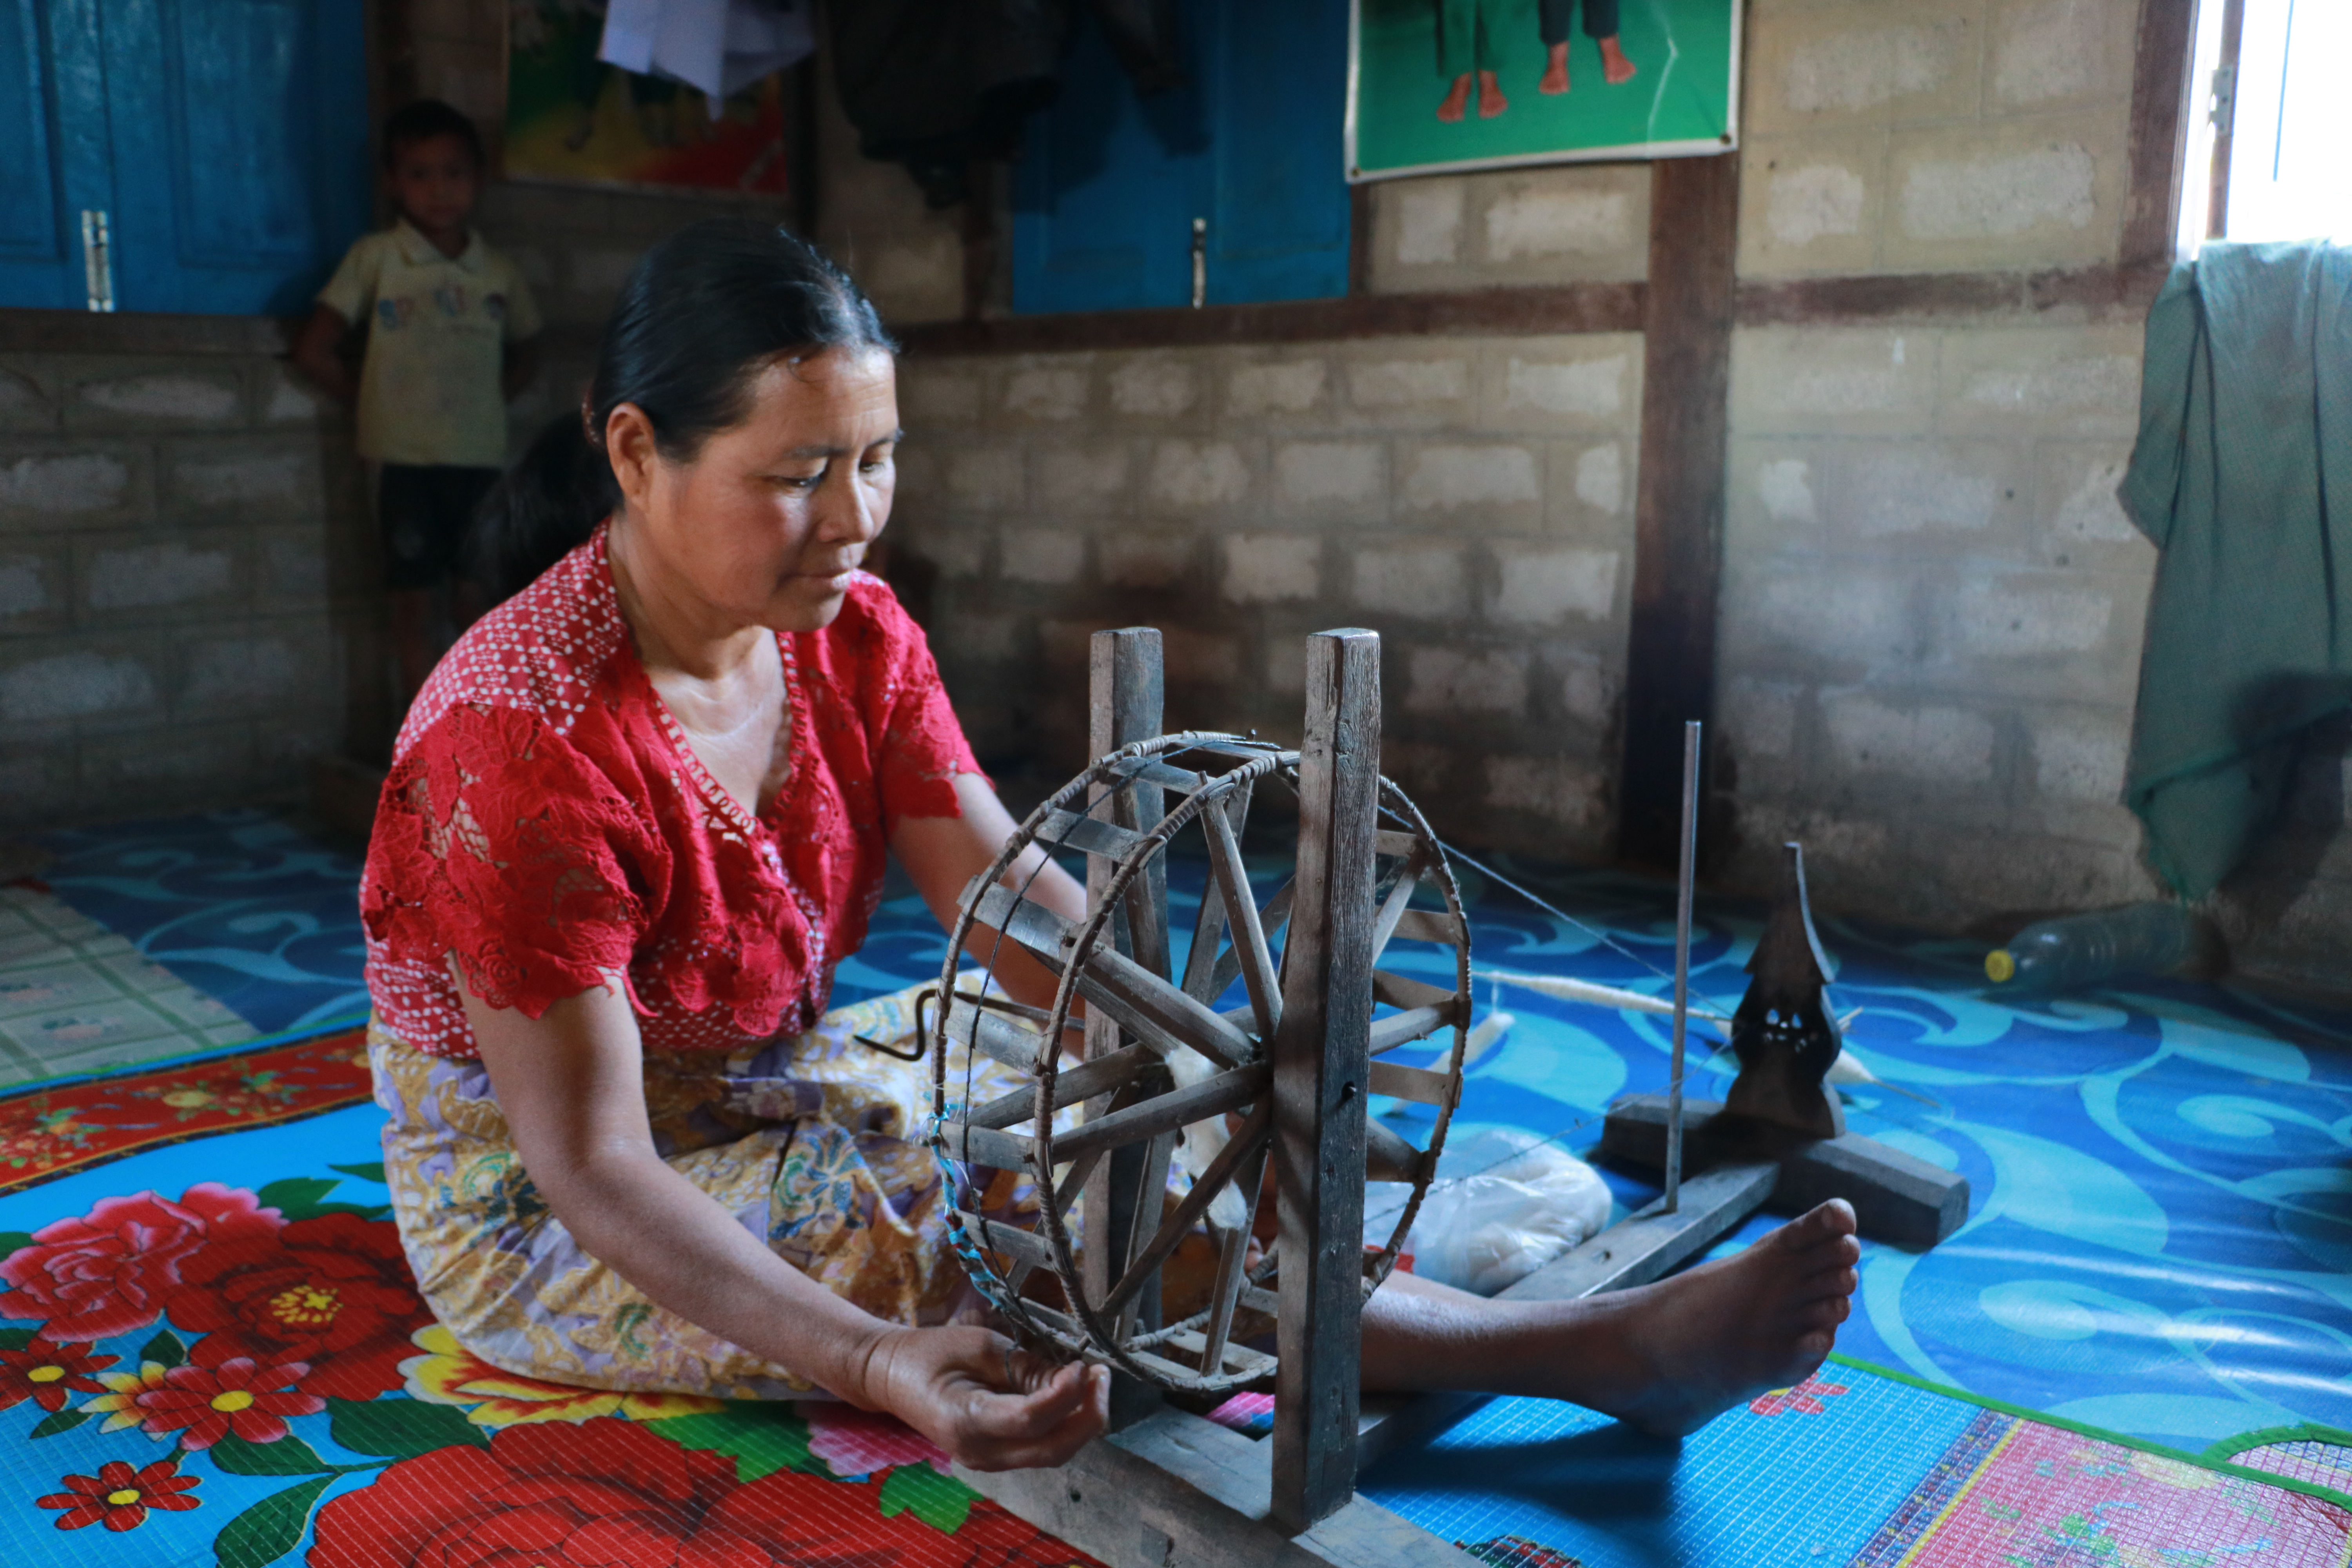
[38,811,372,1037]
[28,809,2352,1460]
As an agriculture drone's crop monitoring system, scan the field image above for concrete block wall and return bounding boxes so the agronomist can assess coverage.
[890,334,1644,858]
[0,355,381,830]
[1737,0,2140,279]
[1365,164,1653,293]
[472,182,776,457]
[1714,319,2160,926]
[1708,0,2179,943]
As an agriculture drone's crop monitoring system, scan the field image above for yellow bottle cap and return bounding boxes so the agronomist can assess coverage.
[1985,950,2016,984]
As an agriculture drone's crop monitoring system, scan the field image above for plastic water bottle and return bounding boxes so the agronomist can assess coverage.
[1984,903,2220,993]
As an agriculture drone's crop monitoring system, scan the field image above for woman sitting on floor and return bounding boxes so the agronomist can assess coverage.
[359,216,1863,1472]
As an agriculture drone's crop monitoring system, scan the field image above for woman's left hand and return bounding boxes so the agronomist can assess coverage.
[860,1324,1110,1472]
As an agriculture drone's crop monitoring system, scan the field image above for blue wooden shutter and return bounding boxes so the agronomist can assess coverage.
[1201,0,1350,305]
[1013,0,1350,315]
[1012,7,1209,314]
[96,0,371,315]
[0,0,117,310]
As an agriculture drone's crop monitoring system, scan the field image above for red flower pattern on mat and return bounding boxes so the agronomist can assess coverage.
[0,1183,283,1340]
[36,1456,201,1532]
[167,1212,432,1400]
[806,1401,954,1476]
[86,1354,324,1448]
[0,1334,118,1412]
[1748,1376,1849,1416]
[307,1417,1092,1567]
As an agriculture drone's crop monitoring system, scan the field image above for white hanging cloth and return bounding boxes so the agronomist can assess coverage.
[599,0,814,106]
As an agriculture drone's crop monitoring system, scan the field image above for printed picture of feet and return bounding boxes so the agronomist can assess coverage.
[502,0,795,195]
[1349,0,1738,180]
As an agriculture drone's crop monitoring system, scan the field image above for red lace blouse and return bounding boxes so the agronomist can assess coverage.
[360,527,981,1058]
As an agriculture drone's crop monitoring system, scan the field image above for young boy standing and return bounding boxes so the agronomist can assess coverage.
[294,99,542,705]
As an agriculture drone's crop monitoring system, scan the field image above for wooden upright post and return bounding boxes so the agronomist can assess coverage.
[1618,152,1739,869]
[1271,629,1381,1532]
[1085,629,1169,1427]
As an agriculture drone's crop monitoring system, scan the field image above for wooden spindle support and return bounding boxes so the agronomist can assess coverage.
[1085,629,1171,1425]
[1270,629,1381,1532]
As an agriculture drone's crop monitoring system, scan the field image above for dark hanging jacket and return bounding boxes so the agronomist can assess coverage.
[825,0,1181,207]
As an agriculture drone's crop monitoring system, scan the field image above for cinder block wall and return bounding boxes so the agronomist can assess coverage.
[1712,0,2164,931]
[892,320,1645,858]
[0,356,381,828]
[887,165,1651,861]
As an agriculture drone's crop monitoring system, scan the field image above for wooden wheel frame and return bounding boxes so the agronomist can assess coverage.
[929,732,1472,1396]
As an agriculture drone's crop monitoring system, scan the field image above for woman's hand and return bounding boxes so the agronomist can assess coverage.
[860,1325,1109,1472]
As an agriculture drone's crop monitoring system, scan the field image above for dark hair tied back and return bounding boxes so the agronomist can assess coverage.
[470,218,895,604]
[383,98,485,170]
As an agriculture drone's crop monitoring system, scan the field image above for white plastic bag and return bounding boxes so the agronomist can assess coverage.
[1387,1126,1613,1297]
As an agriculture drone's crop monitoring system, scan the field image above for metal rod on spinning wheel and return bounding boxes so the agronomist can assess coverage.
[1665,720,1701,1216]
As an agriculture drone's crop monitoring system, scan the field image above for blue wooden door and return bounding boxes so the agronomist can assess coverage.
[0,0,369,315]
[1013,0,1350,315]
[1201,0,1351,305]
[1012,6,1210,314]
[0,0,117,310]
[98,0,372,314]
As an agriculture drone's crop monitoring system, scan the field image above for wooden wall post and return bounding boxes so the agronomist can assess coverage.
[1085,628,1169,1428]
[2125,0,2201,262]
[1618,152,1740,869]
[1270,629,1381,1532]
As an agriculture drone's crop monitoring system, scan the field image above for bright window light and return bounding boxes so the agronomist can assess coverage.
[2177,0,2351,251]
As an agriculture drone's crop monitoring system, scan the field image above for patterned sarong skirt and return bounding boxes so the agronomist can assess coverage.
[369,981,1034,1399]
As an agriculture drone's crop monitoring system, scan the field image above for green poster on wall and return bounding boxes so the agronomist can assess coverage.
[1347,0,1740,181]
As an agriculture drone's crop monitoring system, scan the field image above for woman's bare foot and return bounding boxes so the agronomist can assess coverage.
[1540,42,1571,94]
[1477,69,1508,118]
[1439,73,1473,122]
[1358,1200,1860,1438]
[1579,1200,1860,1436]
[1599,34,1637,85]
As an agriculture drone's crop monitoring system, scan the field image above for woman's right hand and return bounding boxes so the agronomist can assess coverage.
[859,1324,1110,1472]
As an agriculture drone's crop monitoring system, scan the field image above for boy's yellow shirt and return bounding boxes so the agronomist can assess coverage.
[318,218,543,469]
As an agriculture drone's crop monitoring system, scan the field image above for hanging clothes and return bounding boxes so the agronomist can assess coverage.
[824,0,1183,208]
[2119,241,2352,898]
[601,0,815,106]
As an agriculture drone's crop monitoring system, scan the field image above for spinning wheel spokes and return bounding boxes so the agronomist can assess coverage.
[931,733,1472,1394]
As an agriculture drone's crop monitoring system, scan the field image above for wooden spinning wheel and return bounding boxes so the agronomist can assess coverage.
[927,648,1471,1405]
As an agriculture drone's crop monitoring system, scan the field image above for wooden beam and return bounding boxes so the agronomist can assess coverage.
[1271,628,1382,1532]
[897,258,2175,367]
[1347,183,1375,297]
[2123,0,2200,267]
[1086,629,1168,1407]
[899,281,1645,356]
[1601,1096,1970,1248]
[1734,261,2169,327]
[1617,152,1739,870]
[2205,0,2246,240]
[0,308,295,356]
[954,1406,1478,1568]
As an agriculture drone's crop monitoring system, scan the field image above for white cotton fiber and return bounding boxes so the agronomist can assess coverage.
[1393,1126,1613,1296]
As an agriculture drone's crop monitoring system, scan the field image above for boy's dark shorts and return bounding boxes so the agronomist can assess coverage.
[378,463,498,591]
